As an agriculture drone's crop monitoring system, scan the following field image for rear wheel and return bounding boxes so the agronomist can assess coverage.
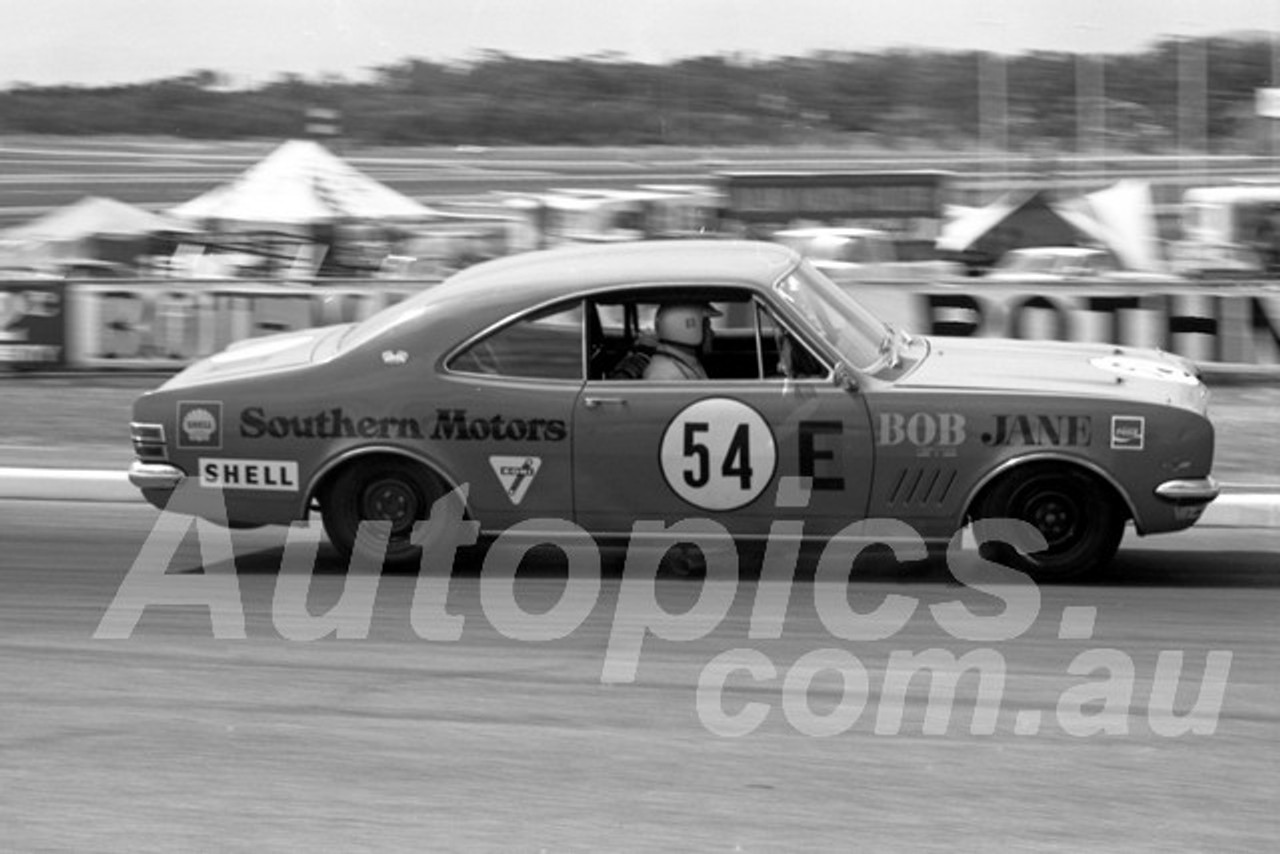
[322,459,443,566]
[973,463,1125,582]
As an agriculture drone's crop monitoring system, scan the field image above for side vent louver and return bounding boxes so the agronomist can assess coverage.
[887,466,958,508]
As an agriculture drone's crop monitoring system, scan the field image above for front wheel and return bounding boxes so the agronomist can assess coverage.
[322,460,442,566]
[972,464,1125,582]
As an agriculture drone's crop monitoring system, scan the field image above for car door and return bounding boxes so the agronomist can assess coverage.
[572,292,875,540]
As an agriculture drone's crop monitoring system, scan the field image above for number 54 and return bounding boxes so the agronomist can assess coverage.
[683,421,753,491]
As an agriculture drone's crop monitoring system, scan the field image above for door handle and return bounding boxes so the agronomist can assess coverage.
[582,396,627,409]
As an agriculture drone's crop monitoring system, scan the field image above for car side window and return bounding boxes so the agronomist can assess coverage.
[756,301,828,380]
[449,302,584,380]
[586,289,829,382]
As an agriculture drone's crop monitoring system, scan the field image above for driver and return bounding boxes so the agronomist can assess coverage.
[644,302,720,380]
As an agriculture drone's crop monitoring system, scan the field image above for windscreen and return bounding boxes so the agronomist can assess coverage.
[772,260,894,373]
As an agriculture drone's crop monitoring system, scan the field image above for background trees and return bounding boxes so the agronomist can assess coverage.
[1,38,1274,151]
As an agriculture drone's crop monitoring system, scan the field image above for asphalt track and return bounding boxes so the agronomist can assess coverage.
[2,496,1280,850]
[1,490,1278,850]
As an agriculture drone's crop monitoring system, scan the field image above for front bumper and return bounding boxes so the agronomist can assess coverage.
[1154,476,1220,504]
[128,460,186,491]
[1154,476,1220,525]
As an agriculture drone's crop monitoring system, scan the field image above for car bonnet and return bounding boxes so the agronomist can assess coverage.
[894,336,1209,412]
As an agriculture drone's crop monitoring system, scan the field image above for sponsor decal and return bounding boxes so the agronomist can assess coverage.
[430,409,567,442]
[660,398,777,512]
[1111,415,1146,450]
[490,456,542,505]
[878,412,967,456]
[240,406,423,440]
[199,458,299,491]
[238,406,568,443]
[381,349,409,366]
[178,401,223,449]
[981,414,1092,448]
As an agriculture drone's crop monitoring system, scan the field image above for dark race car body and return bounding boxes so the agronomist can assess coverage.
[130,240,1218,579]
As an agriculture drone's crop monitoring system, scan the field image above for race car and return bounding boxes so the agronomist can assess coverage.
[129,240,1219,580]
[985,246,1186,284]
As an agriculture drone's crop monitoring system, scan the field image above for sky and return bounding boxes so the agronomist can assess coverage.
[3,0,1279,89]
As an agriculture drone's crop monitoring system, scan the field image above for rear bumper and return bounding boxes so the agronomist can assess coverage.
[127,460,186,491]
[126,459,301,524]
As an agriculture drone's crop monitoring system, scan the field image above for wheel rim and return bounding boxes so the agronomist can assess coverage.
[1006,474,1092,556]
[360,476,422,537]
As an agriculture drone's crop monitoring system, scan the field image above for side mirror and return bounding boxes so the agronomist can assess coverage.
[832,364,858,392]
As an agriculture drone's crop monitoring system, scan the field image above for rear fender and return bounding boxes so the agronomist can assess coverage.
[306,445,469,519]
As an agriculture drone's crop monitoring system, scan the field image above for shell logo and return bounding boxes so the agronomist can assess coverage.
[183,408,217,442]
[177,401,222,448]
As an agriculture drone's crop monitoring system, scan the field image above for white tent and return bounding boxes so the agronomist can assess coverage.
[0,195,191,268]
[936,187,1155,271]
[1,195,188,243]
[1079,180,1168,273]
[170,140,438,225]
[936,198,1022,255]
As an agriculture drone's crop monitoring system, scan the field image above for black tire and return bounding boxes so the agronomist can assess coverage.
[322,459,442,566]
[973,463,1125,582]
[659,543,707,578]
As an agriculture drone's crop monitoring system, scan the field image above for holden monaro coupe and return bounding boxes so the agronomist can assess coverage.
[129,240,1218,580]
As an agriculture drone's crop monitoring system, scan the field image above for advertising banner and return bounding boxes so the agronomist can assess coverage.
[66,280,433,370]
[0,280,66,367]
[31,277,1280,378]
[852,281,1280,372]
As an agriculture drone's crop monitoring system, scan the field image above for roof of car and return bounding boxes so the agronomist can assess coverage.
[435,239,800,308]
[346,240,806,354]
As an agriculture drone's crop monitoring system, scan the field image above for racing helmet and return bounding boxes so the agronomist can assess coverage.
[655,302,721,346]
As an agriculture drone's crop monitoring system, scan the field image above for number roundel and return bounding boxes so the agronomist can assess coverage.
[659,398,777,512]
